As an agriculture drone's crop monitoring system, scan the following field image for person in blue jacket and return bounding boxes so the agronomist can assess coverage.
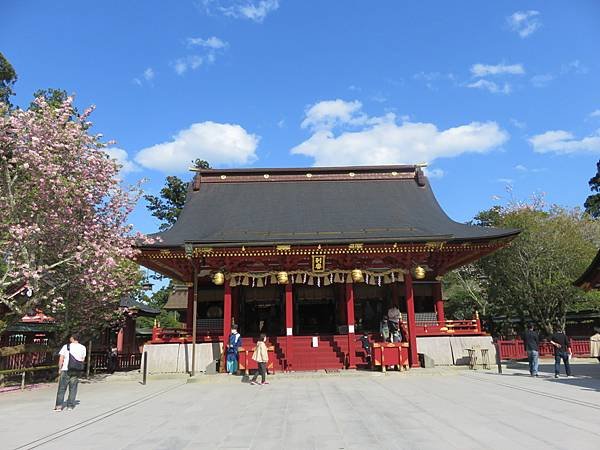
[226,326,242,374]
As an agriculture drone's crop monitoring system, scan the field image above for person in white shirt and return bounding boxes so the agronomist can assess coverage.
[54,333,87,411]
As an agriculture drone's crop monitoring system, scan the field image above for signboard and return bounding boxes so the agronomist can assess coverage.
[312,255,326,272]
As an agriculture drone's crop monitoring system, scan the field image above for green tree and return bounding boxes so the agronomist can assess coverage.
[0,52,17,108]
[144,159,209,230]
[137,284,181,329]
[444,202,600,336]
[584,160,600,218]
[29,88,71,112]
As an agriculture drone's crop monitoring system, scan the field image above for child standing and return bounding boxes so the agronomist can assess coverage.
[250,333,269,385]
[226,326,242,375]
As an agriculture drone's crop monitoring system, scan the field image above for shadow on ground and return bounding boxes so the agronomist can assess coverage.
[505,359,600,393]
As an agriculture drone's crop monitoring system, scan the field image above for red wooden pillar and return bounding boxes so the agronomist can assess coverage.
[345,283,356,369]
[186,284,194,331]
[231,286,239,326]
[405,273,420,368]
[223,281,232,341]
[116,328,124,353]
[285,283,293,371]
[433,282,445,325]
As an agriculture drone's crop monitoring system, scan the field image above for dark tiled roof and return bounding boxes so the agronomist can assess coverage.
[144,165,518,248]
[119,296,160,316]
[164,285,188,310]
[574,249,600,290]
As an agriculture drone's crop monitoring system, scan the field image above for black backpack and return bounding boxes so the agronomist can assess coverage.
[67,343,85,372]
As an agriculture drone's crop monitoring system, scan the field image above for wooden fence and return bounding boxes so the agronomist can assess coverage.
[496,339,591,360]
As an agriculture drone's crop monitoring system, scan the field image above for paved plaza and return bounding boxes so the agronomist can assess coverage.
[2,361,600,450]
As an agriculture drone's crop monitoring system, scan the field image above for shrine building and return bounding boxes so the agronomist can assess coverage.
[136,165,518,372]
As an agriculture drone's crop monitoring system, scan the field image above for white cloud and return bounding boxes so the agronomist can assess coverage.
[291,100,509,166]
[143,68,155,81]
[590,110,600,118]
[507,10,541,38]
[470,63,525,77]
[174,36,228,75]
[135,122,259,172]
[466,79,512,95]
[510,118,527,129]
[187,36,229,49]
[561,59,588,75]
[514,164,546,173]
[202,0,279,23]
[425,168,444,178]
[497,178,514,184]
[530,73,554,87]
[172,55,204,75]
[104,148,140,174]
[301,99,367,131]
[133,67,155,86]
[529,129,600,154]
[412,71,456,90]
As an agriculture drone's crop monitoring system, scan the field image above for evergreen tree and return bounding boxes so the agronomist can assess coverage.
[144,159,210,230]
[584,160,600,218]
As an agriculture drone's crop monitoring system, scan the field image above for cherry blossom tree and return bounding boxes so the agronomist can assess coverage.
[0,97,151,335]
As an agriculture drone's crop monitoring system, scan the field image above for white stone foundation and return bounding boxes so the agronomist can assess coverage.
[417,336,497,366]
[142,342,223,374]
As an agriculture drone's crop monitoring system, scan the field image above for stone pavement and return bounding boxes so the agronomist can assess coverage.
[1,362,600,450]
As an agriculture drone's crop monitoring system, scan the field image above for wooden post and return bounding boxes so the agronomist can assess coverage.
[142,350,148,384]
[345,283,356,369]
[285,283,293,371]
[405,272,420,368]
[434,282,445,325]
[191,265,198,377]
[86,341,92,378]
[186,283,194,331]
[116,328,124,353]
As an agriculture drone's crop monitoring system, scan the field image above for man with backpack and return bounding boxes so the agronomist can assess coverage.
[54,333,87,411]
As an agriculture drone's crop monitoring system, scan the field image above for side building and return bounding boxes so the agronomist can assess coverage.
[136,165,518,372]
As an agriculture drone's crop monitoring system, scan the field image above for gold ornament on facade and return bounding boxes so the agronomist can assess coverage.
[413,266,426,280]
[276,271,289,284]
[351,269,364,283]
[212,272,225,285]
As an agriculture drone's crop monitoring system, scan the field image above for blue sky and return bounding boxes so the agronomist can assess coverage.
[3,0,600,235]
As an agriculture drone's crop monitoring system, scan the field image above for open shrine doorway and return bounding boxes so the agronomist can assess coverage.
[293,285,339,335]
[237,286,285,337]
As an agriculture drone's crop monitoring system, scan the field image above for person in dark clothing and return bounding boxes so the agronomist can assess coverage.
[550,327,572,378]
[358,331,371,366]
[523,323,539,377]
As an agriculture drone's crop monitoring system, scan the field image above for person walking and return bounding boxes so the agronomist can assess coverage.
[550,326,572,378]
[226,326,242,375]
[54,333,86,411]
[250,333,269,385]
[523,323,540,377]
[590,328,600,363]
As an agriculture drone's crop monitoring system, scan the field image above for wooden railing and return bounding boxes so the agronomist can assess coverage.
[89,352,142,371]
[0,349,55,372]
[415,318,482,336]
[151,327,221,343]
[496,339,592,360]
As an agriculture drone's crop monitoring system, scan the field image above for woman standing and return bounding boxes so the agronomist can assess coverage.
[250,333,269,385]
